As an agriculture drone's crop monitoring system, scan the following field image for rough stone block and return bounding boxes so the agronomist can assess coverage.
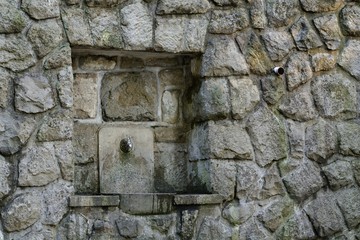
[73,73,98,119]
[101,72,157,121]
[0,34,36,72]
[261,75,286,105]
[73,123,99,164]
[266,0,299,27]
[291,16,323,51]
[286,120,305,159]
[194,78,230,121]
[0,2,26,33]
[99,127,154,194]
[311,72,357,119]
[54,141,74,181]
[283,161,324,201]
[0,68,11,109]
[79,55,116,70]
[337,122,360,156]
[313,14,342,50]
[239,217,272,240]
[120,1,152,50]
[209,8,249,34]
[37,110,73,142]
[174,194,223,205]
[212,0,242,6]
[57,213,89,240]
[340,5,360,36]
[159,69,185,88]
[161,90,180,124]
[69,195,120,207]
[22,0,60,20]
[222,201,255,225]
[120,194,174,215]
[246,106,287,166]
[323,161,353,191]
[1,193,41,232]
[262,30,294,61]
[85,0,123,7]
[74,163,98,194]
[276,211,316,240]
[236,161,262,200]
[305,119,337,163]
[116,216,142,238]
[279,84,317,121]
[311,53,336,72]
[339,39,360,81]
[18,142,61,187]
[229,77,260,120]
[249,0,267,29]
[200,35,249,77]
[154,126,188,143]
[0,155,11,200]
[44,43,72,70]
[198,217,232,240]
[300,0,343,12]
[285,52,313,91]
[57,66,74,109]
[304,194,344,237]
[120,57,144,68]
[156,0,211,14]
[336,188,360,229]
[189,121,253,161]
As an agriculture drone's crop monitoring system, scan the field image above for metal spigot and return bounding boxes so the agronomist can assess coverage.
[120,137,133,153]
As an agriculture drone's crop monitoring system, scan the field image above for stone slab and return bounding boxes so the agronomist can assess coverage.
[174,194,224,205]
[99,127,154,194]
[69,196,120,207]
[120,194,174,215]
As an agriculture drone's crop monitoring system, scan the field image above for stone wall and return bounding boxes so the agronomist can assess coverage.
[0,0,359,239]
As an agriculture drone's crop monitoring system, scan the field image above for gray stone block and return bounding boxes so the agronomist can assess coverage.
[174,194,223,205]
[69,195,120,207]
[120,194,174,215]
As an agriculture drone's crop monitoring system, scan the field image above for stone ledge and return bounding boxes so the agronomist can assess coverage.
[174,194,224,205]
[69,195,120,207]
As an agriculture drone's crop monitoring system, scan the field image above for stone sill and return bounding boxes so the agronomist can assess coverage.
[69,194,224,214]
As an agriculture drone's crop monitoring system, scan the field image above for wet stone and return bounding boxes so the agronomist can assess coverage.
[22,0,60,20]
[299,0,343,12]
[337,122,360,156]
[306,119,337,163]
[311,53,336,72]
[313,14,342,50]
[340,5,360,36]
[291,16,323,51]
[101,72,157,121]
[209,8,249,34]
[262,31,294,61]
[266,0,299,28]
[323,161,354,191]
[339,39,360,81]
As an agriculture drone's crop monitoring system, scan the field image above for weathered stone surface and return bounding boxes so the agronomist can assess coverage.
[0,155,11,200]
[247,106,287,166]
[305,119,337,163]
[161,90,180,124]
[44,43,72,69]
[116,216,142,238]
[15,74,55,114]
[42,181,74,225]
[22,0,59,19]
[200,35,249,77]
[64,0,81,4]
[279,85,317,121]
[120,2,152,50]
[156,0,211,14]
[311,72,357,118]
[37,110,73,142]
[286,120,305,159]
[87,7,123,49]
[73,73,98,119]
[336,188,360,229]
[74,163,98,194]
[57,66,73,109]
[249,0,267,29]
[300,0,343,12]
[257,198,293,232]
[155,143,187,192]
[353,160,360,186]
[212,0,241,6]
[262,31,294,61]
[101,72,157,121]
[209,8,249,34]
[54,141,73,181]
[120,194,174,215]
[120,57,144,68]
[261,76,286,105]
[291,17,323,51]
[19,143,61,187]
[79,55,116,71]
[239,217,272,240]
[285,52,313,91]
[194,78,229,121]
[0,68,11,108]
[155,15,208,53]
[283,161,323,201]
[0,1,26,33]
[61,7,93,46]
[266,0,299,27]
[189,121,254,161]
[323,161,353,191]
[57,213,89,240]
[0,34,36,72]
[85,0,123,7]
[27,19,63,58]
[337,122,360,156]
[73,123,98,165]
[276,211,316,240]
[341,5,360,37]
[305,194,344,237]
[197,217,232,240]
[223,201,255,225]
[236,161,262,200]
[339,40,360,81]
[229,77,260,120]
[1,193,41,232]
[260,164,286,199]
[311,53,336,72]
[236,31,272,75]
[313,14,342,50]
[179,209,198,239]
[69,195,119,207]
